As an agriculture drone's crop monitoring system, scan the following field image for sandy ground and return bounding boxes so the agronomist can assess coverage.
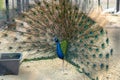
[0,58,87,80]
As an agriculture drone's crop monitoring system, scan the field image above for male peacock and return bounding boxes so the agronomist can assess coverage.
[0,0,113,80]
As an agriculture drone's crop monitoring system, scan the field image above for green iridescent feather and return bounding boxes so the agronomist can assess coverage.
[61,40,68,55]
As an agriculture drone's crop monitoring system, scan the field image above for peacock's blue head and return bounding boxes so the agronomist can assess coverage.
[54,37,59,43]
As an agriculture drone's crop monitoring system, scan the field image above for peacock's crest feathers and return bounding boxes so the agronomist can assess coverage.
[0,0,113,79]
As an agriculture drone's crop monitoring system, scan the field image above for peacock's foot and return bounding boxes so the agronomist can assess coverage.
[58,68,68,75]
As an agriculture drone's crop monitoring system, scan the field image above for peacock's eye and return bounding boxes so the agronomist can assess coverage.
[8,46,13,50]
[101,43,105,49]
[93,64,96,68]
[100,63,104,69]
[18,46,22,49]
[14,37,18,41]
[100,28,104,34]
[92,54,96,58]
[110,49,113,55]
[106,65,109,70]
[85,72,90,77]
[54,37,58,42]
[106,53,109,59]
[99,53,103,58]
[89,31,93,34]
[106,38,109,44]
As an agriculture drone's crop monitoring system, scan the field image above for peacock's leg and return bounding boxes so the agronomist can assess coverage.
[62,59,64,72]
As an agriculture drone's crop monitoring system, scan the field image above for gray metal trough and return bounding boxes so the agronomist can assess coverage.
[0,53,22,75]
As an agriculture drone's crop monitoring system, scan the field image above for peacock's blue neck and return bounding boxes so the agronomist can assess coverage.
[56,41,64,59]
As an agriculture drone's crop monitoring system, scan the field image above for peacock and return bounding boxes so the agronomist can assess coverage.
[0,0,113,80]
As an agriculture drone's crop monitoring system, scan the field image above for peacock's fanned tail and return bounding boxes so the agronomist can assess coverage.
[0,0,113,79]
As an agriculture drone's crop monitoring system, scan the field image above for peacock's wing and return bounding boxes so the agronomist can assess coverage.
[0,1,57,59]
[0,20,56,59]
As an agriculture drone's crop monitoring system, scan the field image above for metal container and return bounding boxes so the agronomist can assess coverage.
[0,53,22,75]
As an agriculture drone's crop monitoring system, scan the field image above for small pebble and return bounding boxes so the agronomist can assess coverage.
[26,65,30,68]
